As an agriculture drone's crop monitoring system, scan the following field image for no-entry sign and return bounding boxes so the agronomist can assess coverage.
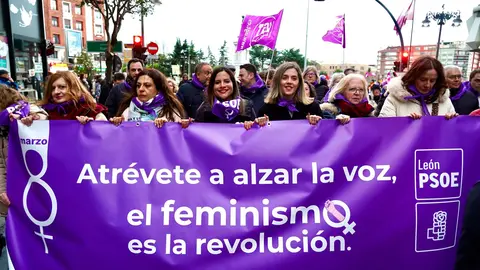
[147,42,159,55]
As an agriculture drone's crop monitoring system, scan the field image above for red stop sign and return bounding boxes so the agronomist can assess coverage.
[147,42,159,55]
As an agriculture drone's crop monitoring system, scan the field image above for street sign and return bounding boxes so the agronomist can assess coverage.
[147,42,159,55]
[86,41,123,53]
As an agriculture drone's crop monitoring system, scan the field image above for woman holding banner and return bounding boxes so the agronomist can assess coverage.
[195,67,256,130]
[378,56,457,119]
[320,74,374,124]
[257,62,322,126]
[110,69,191,128]
[39,71,108,124]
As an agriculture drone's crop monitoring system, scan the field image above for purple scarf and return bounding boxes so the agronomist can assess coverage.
[0,100,30,126]
[278,98,298,112]
[404,85,436,116]
[191,74,206,90]
[241,74,265,94]
[312,81,319,87]
[42,97,85,115]
[132,94,166,117]
[450,82,469,101]
[211,97,241,121]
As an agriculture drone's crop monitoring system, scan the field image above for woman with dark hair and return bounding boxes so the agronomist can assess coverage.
[303,81,317,102]
[110,69,190,128]
[195,67,256,129]
[379,56,457,119]
[39,71,107,123]
[258,62,322,126]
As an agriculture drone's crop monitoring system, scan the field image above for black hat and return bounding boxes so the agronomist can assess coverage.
[0,70,8,76]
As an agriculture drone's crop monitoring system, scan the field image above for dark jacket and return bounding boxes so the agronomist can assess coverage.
[0,77,18,90]
[176,81,205,119]
[240,86,268,116]
[455,182,480,270]
[195,99,256,123]
[450,89,479,116]
[98,81,113,106]
[315,84,329,102]
[105,82,132,118]
[258,100,322,121]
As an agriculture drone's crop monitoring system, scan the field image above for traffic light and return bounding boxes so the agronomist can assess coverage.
[401,52,409,69]
[132,35,147,61]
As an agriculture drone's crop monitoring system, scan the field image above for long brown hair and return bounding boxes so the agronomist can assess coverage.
[38,71,97,111]
[265,62,312,105]
[205,67,248,113]
[117,69,185,120]
[0,84,27,111]
[401,56,446,101]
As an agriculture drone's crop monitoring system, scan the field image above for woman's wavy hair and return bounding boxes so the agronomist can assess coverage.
[205,67,248,113]
[38,71,97,111]
[265,62,311,105]
[0,84,27,111]
[117,69,185,120]
[401,56,446,100]
[303,66,319,83]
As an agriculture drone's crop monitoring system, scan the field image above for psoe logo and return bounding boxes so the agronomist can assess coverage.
[20,138,48,145]
[251,16,276,44]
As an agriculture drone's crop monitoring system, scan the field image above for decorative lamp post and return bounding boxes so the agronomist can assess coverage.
[422,4,462,59]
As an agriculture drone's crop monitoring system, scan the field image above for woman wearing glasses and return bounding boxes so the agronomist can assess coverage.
[321,74,374,124]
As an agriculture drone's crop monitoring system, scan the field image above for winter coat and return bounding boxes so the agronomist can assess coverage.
[259,101,322,121]
[195,99,256,123]
[449,88,479,115]
[379,77,456,117]
[320,85,375,119]
[176,81,205,119]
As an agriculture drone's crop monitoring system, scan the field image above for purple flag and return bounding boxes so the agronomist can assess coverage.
[236,9,284,52]
[6,118,478,270]
[322,14,346,48]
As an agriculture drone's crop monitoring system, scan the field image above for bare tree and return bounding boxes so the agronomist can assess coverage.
[81,0,161,83]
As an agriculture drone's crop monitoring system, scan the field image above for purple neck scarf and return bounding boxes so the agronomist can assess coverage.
[334,93,368,105]
[241,74,265,93]
[0,101,30,126]
[42,97,85,115]
[191,74,206,90]
[211,97,241,121]
[278,98,298,113]
[312,81,319,87]
[450,82,468,101]
[132,94,166,117]
[404,85,436,116]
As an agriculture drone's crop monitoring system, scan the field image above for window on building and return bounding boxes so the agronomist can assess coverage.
[75,5,82,15]
[63,2,71,13]
[76,21,83,31]
[52,17,59,27]
[51,0,58,10]
[64,19,71,29]
[94,24,103,35]
[53,34,60,44]
[95,10,102,20]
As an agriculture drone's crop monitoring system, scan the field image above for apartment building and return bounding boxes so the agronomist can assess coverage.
[376,45,436,76]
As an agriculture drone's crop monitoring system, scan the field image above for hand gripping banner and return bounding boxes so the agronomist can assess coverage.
[6,117,478,270]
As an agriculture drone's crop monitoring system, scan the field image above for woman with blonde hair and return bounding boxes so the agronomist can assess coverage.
[167,78,179,94]
[322,72,346,103]
[321,74,374,124]
[257,62,322,126]
[38,71,107,123]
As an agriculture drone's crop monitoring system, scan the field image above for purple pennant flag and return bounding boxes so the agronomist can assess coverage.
[236,9,284,52]
[322,14,346,48]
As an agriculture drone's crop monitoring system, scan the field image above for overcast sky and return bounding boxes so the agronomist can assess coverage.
[117,0,478,65]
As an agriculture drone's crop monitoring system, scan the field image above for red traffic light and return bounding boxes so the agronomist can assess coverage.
[133,36,142,46]
[402,52,409,58]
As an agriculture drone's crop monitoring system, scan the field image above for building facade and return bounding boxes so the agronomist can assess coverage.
[43,0,105,65]
[376,45,436,76]
[437,41,471,78]
[318,63,372,76]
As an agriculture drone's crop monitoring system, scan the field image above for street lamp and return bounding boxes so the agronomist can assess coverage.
[422,4,462,59]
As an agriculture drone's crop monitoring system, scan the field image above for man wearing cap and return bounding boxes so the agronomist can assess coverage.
[0,70,18,90]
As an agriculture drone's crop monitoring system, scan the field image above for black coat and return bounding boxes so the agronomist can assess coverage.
[195,99,256,123]
[455,182,480,270]
[105,82,132,118]
[176,82,205,119]
[240,86,268,116]
[315,84,329,102]
[258,100,322,121]
[450,89,479,115]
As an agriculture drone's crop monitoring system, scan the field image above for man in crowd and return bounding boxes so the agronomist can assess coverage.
[0,70,18,90]
[445,66,478,115]
[469,69,480,102]
[98,72,125,106]
[238,63,268,115]
[105,59,143,118]
[177,63,212,118]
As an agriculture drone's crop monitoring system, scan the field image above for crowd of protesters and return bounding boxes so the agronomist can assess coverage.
[0,55,479,269]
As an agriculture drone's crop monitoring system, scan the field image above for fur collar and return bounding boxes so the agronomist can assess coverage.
[386,77,450,103]
[320,102,339,114]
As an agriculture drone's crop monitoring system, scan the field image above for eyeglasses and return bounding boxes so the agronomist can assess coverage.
[306,72,316,76]
[448,75,462,79]
[347,88,365,94]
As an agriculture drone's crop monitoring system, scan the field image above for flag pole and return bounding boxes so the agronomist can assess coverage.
[303,0,310,70]
[408,0,416,66]
[342,14,346,70]
[265,49,276,83]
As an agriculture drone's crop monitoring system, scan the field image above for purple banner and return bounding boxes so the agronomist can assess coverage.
[236,9,284,52]
[6,117,479,270]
